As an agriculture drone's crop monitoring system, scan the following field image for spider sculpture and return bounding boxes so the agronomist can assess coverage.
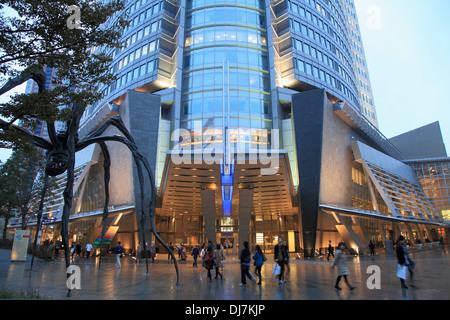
[0,72,179,297]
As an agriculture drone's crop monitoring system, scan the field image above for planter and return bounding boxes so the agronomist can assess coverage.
[415,244,423,250]
[426,243,433,248]
[433,241,440,247]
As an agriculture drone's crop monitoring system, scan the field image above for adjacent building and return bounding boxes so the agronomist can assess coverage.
[8,0,448,257]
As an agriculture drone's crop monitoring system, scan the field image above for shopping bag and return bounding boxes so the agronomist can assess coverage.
[273,264,281,275]
[396,264,408,280]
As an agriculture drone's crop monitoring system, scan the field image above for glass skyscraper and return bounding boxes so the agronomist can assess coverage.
[89,0,378,146]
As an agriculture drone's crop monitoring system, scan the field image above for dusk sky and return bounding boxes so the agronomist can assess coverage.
[354,0,450,153]
[1,1,449,162]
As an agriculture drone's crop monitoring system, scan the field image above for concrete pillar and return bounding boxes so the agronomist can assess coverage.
[331,212,367,255]
[201,189,216,246]
[122,91,161,239]
[238,188,254,251]
[351,216,370,247]
[291,90,326,258]
[378,220,387,247]
[393,222,401,240]
[415,223,426,243]
[423,225,433,241]
[405,223,414,242]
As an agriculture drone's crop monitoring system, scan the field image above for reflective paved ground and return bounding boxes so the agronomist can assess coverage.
[0,246,449,300]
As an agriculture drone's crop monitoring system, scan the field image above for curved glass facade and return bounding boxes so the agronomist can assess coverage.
[181,0,272,152]
[90,0,379,132]
[273,0,365,112]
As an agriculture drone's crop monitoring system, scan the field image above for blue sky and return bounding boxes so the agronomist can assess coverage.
[1,1,449,162]
[354,0,450,153]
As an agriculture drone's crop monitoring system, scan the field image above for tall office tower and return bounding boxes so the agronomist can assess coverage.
[343,0,378,127]
[25,0,443,257]
[24,66,58,139]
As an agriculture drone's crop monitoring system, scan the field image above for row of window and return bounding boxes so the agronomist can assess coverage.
[295,57,359,106]
[186,0,265,11]
[185,26,267,48]
[126,0,162,16]
[87,1,163,115]
[292,38,357,93]
[289,17,353,77]
[343,0,357,20]
[353,51,366,68]
[101,59,159,100]
[182,89,271,116]
[359,79,370,94]
[92,0,162,71]
[352,39,363,54]
[361,106,375,120]
[183,68,270,94]
[186,7,265,30]
[123,1,163,34]
[181,117,273,132]
[117,59,158,88]
[356,65,369,81]
[120,20,160,54]
[184,47,269,71]
[288,0,352,59]
[182,96,271,117]
[360,92,373,107]
[117,39,159,70]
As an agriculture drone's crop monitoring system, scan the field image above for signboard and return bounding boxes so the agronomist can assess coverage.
[11,230,31,262]
[93,226,119,246]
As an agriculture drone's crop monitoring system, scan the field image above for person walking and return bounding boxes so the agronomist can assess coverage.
[219,243,226,273]
[55,239,62,258]
[199,244,206,260]
[191,245,200,267]
[239,241,255,285]
[180,243,187,262]
[396,235,414,289]
[214,244,224,279]
[253,244,266,285]
[75,242,82,258]
[327,240,335,261]
[115,241,124,268]
[203,245,214,282]
[85,241,93,259]
[368,240,376,256]
[177,243,183,262]
[331,242,355,290]
[150,242,156,263]
[274,237,288,284]
[136,242,142,263]
[168,242,174,264]
[282,240,290,273]
[70,243,75,260]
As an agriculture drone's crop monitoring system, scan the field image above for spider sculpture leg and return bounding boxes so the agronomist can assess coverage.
[96,141,111,270]
[77,129,180,285]
[30,170,49,270]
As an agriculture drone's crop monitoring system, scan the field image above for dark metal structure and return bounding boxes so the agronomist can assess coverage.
[0,71,179,297]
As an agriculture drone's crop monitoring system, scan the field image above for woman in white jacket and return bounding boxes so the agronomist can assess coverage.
[331,242,355,290]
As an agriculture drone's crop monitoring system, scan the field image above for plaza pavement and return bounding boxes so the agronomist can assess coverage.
[0,246,449,300]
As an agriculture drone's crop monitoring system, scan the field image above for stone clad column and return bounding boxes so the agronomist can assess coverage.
[238,188,254,251]
[201,189,216,246]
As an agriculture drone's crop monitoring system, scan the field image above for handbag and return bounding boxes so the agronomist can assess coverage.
[396,264,408,280]
[273,264,281,275]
